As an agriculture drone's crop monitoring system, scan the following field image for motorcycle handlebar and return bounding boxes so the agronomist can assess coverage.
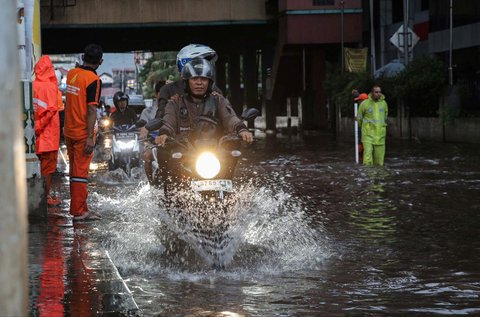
[151,134,251,152]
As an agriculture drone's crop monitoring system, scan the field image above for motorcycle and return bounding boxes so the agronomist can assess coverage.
[104,124,141,177]
[146,108,259,268]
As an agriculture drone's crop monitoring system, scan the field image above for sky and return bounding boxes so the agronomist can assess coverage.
[96,53,136,75]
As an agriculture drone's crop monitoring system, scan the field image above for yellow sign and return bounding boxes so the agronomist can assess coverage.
[345,48,368,73]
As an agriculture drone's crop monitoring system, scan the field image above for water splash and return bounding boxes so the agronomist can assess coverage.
[95,167,146,185]
[92,177,331,279]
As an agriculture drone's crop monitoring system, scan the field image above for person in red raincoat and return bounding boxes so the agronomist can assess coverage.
[34,55,62,206]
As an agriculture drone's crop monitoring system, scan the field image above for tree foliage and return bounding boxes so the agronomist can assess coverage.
[138,52,179,98]
[395,56,447,116]
[323,56,448,118]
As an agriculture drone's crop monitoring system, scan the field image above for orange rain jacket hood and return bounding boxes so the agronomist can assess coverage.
[34,55,61,154]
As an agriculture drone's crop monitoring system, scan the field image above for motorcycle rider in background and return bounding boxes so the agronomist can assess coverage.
[139,80,165,184]
[110,91,137,126]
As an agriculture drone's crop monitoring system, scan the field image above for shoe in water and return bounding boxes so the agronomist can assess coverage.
[73,211,102,221]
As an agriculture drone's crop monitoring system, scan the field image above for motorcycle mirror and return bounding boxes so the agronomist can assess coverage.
[241,108,260,121]
[145,118,164,131]
[135,119,147,128]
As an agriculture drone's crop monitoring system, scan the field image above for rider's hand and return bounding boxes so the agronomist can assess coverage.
[169,94,180,101]
[154,134,169,147]
[139,127,148,139]
[239,130,253,144]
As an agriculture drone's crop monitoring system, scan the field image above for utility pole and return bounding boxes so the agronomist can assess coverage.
[403,0,409,66]
[369,0,376,74]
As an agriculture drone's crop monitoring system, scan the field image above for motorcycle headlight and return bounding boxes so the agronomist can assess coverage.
[117,140,136,150]
[195,152,221,179]
[101,118,111,128]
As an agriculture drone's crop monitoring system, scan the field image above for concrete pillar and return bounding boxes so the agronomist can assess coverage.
[297,97,303,133]
[261,46,276,132]
[244,49,258,109]
[215,56,227,94]
[244,49,258,129]
[19,0,46,219]
[228,52,242,115]
[0,1,28,315]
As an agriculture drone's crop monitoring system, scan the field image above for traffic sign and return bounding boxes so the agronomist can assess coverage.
[390,25,420,53]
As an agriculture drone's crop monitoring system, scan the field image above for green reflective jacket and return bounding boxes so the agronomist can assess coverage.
[357,93,388,145]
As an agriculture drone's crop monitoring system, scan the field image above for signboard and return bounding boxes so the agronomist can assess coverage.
[344,47,368,73]
[390,25,420,53]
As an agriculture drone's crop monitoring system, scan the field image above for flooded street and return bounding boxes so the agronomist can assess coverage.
[30,134,480,316]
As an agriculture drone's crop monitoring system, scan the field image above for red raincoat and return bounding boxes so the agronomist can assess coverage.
[34,55,61,154]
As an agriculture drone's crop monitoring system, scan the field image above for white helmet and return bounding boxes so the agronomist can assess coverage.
[176,44,218,72]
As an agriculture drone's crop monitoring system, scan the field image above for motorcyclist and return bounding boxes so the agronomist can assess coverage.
[138,80,165,184]
[154,44,223,120]
[155,58,253,146]
[110,91,137,126]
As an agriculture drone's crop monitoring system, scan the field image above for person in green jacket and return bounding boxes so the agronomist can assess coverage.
[357,85,388,166]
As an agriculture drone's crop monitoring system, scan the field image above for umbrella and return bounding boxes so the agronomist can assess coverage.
[374,59,405,78]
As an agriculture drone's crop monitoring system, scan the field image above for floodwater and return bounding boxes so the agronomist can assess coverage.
[29,134,480,316]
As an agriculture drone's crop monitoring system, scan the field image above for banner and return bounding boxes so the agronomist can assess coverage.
[344,47,368,73]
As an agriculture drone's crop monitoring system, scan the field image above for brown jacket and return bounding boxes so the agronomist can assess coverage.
[159,94,247,138]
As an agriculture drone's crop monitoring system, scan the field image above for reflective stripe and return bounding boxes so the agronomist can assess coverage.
[33,98,48,109]
[70,177,88,183]
[363,119,385,124]
[66,84,80,96]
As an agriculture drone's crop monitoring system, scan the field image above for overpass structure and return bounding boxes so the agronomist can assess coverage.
[41,0,363,130]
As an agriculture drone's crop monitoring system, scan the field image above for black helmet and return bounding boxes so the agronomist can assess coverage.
[113,91,129,107]
[181,58,215,95]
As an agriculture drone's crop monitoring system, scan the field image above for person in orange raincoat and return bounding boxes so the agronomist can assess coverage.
[353,91,368,162]
[34,55,62,206]
[64,44,103,221]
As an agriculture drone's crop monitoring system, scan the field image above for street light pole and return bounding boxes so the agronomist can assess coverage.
[369,0,376,74]
[448,0,453,86]
[340,0,345,72]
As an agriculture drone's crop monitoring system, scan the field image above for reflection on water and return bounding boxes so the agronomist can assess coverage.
[349,169,397,242]
[29,209,108,316]
[36,213,66,317]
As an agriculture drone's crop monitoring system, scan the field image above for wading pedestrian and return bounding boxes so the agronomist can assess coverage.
[357,85,388,166]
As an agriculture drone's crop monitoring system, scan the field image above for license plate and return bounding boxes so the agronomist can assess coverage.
[117,132,136,139]
[191,179,233,192]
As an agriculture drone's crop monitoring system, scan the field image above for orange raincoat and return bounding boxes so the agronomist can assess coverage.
[34,55,61,154]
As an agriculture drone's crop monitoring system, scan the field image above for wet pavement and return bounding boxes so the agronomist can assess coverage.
[28,132,480,316]
[28,208,139,316]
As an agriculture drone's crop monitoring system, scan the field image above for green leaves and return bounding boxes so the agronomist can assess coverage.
[323,56,448,118]
[138,52,180,98]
